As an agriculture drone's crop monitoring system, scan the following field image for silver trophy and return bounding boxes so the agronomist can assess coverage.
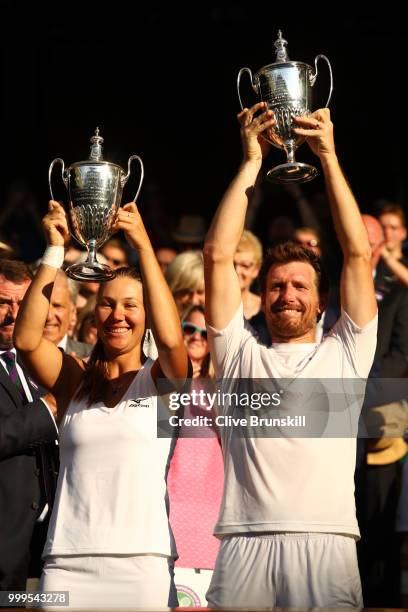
[237,31,333,183]
[49,129,144,281]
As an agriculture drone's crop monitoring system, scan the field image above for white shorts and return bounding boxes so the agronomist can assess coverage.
[206,533,363,609]
[39,554,177,609]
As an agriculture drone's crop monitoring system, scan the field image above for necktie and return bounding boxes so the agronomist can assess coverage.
[2,350,26,400]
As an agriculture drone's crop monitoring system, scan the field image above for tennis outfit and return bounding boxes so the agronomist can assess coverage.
[206,303,377,608]
[39,359,178,609]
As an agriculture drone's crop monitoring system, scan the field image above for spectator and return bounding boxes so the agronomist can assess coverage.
[155,246,177,275]
[234,230,263,320]
[0,259,58,591]
[168,304,223,606]
[165,250,205,315]
[43,270,92,358]
[100,238,129,270]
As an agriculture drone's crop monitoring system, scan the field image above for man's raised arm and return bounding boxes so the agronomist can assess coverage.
[293,109,377,327]
[204,102,275,330]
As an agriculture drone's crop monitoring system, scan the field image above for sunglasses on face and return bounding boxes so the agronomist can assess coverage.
[182,322,207,340]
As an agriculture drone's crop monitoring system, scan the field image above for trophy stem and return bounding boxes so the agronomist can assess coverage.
[65,239,116,282]
[266,137,319,184]
[88,239,98,264]
[285,140,296,164]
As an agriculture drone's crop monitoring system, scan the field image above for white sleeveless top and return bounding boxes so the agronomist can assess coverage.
[43,359,176,557]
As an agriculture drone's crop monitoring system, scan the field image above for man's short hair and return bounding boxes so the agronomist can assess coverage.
[378,202,406,227]
[259,242,329,295]
[0,259,33,283]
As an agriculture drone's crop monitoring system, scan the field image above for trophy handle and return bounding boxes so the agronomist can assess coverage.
[237,67,259,110]
[121,155,144,203]
[48,158,68,201]
[310,55,333,108]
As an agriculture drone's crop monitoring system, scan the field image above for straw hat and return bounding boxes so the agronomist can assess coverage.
[172,215,206,244]
[367,437,408,465]
[365,399,408,465]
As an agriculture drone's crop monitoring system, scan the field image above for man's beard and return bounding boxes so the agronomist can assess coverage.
[266,307,316,340]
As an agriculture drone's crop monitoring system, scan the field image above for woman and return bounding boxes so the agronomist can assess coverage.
[165,250,205,315]
[14,200,189,608]
[167,304,224,606]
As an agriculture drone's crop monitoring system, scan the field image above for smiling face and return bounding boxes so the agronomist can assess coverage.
[95,277,145,357]
[262,261,323,343]
[43,277,74,345]
[183,310,208,364]
[379,212,407,251]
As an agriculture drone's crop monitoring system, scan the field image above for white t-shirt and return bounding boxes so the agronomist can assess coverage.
[207,304,377,539]
[43,359,176,557]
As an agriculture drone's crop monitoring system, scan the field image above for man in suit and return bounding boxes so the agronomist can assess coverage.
[0,259,58,590]
[43,269,92,358]
[358,215,408,606]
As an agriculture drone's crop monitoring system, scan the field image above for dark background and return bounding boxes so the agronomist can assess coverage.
[1,2,407,259]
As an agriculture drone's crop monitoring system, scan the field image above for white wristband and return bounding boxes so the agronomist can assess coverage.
[41,245,65,269]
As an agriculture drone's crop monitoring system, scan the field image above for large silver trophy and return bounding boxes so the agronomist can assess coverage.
[237,31,333,183]
[49,129,144,281]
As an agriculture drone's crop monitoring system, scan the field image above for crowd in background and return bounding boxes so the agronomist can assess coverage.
[1,178,407,607]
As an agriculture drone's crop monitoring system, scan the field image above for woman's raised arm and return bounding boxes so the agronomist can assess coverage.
[14,201,85,407]
[113,203,189,387]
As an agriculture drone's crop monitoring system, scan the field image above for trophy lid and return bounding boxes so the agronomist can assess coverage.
[89,127,104,161]
[274,30,290,63]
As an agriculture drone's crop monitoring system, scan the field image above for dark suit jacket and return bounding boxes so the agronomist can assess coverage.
[0,363,58,590]
[374,276,408,378]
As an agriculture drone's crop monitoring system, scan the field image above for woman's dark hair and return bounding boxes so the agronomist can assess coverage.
[259,241,330,296]
[75,266,143,406]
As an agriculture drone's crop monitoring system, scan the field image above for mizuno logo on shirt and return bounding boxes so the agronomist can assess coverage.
[129,398,150,408]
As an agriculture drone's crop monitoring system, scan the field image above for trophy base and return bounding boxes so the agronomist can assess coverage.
[266,162,318,184]
[65,262,116,283]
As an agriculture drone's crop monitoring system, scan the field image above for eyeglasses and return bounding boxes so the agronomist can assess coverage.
[182,322,207,340]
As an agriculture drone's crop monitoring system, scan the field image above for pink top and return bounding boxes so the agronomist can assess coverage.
[167,381,224,569]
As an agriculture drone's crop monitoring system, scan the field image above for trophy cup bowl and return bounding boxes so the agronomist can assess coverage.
[49,129,144,282]
[237,31,333,184]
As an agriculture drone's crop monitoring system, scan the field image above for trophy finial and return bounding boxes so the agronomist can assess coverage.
[274,30,289,63]
[89,127,104,161]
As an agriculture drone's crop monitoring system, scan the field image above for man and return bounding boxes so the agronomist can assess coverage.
[203,103,377,608]
[44,269,92,358]
[377,203,408,287]
[358,214,408,606]
[0,259,58,590]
